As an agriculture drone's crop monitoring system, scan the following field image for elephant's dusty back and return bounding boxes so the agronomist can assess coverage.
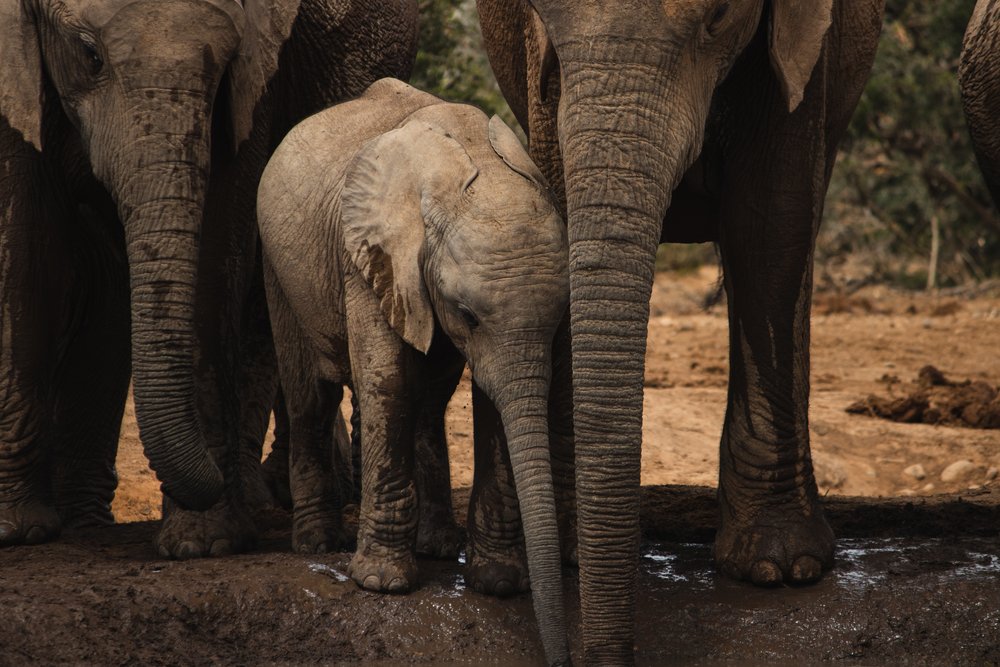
[960,0,1000,210]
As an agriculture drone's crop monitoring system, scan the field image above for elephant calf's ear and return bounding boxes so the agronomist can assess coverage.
[488,115,547,187]
[341,127,437,354]
[769,0,833,112]
[0,5,44,150]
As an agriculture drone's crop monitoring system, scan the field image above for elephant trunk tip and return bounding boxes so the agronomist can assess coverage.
[150,448,225,512]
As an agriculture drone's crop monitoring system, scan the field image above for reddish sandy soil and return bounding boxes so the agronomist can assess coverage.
[4,268,1000,664]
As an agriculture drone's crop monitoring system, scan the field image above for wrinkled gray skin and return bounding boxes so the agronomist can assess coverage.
[0,0,418,556]
[477,0,884,662]
[258,78,570,665]
[960,0,1000,211]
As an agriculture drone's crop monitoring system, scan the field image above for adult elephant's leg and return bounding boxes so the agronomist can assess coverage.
[713,49,834,586]
[414,347,464,560]
[51,216,131,527]
[235,257,280,512]
[0,141,61,545]
[465,382,528,596]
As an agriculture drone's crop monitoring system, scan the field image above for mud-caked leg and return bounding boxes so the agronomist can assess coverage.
[414,349,465,560]
[288,381,348,553]
[346,316,419,593]
[465,382,529,597]
[713,64,836,586]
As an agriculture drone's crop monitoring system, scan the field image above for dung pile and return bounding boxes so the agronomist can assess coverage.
[847,366,1000,429]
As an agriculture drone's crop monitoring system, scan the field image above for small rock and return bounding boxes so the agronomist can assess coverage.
[899,489,916,497]
[922,483,935,493]
[968,484,981,491]
[986,467,998,481]
[941,459,977,483]
[903,464,926,481]
[921,318,933,329]
[813,422,830,437]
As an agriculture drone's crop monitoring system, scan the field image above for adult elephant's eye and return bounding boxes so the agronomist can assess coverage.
[80,35,103,75]
[457,304,480,330]
[706,2,730,34]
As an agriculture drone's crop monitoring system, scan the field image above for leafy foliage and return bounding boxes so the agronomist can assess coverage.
[409,0,517,128]
[823,0,999,287]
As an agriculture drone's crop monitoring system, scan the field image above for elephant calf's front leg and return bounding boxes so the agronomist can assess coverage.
[348,342,420,593]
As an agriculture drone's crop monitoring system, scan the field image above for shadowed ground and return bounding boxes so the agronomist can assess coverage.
[3,486,998,664]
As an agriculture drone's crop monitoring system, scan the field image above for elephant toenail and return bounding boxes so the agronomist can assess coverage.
[750,560,782,586]
[791,555,823,583]
[209,539,232,557]
[0,521,15,541]
[387,577,407,593]
[493,579,514,597]
[176,541,201,560]
[362,575,381,591]
[25,526,48,544]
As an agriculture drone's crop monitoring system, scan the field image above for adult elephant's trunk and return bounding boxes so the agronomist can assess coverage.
[481,353,568,666]
[557,37,697,664]
[106,71,226,511]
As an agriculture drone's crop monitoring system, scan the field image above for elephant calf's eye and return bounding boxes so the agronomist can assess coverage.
[80,36,104,75]
[457,304,480,330]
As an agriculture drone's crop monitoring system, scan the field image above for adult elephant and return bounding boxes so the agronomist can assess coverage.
[477,0,883,662]
[960,0,1000,211]
[0,0,418,557]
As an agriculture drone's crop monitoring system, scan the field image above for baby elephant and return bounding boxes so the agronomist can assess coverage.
[257,79,569,664]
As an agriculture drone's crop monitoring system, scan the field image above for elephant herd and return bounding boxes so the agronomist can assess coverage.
[1,0,999,664]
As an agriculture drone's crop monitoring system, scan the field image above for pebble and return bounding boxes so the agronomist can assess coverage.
[922,483,935,493]
[986,467,998,481]
[941,460,977,483]
[899,489,916,497]
[903,464,926,481]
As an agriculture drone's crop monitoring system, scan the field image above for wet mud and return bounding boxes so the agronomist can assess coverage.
[3,486,999,665]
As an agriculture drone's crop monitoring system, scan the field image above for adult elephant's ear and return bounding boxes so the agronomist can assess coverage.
[769,0,834,112]
[341,121,477,353]
[228,0,301,150]
[488,115,548,187]
[0,5,43,150]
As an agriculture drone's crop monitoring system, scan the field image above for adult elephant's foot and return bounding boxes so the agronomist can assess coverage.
[713,490,834,586]
[0,499,61,546]
[415,506,462,559]
[464,540,530,597]
[348,542,417,593]
[293,508,350,554]
[155,497,257,559]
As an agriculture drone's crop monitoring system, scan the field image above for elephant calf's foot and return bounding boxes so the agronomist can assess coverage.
[348,544,417,593]
[293,509,351,554]
[416,509,463,560]
[156,499,257,559]
[714,503,834,586]
[0,500,61,546]
[465,544,530,597]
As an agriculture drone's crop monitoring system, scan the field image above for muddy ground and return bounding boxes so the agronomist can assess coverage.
[3,269,1000,664]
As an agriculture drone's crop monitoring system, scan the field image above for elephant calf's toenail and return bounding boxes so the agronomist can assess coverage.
[209,539,232,557]
[362,575,381,591]
[387,577,407,593]
[791,555,823,583]
[750,560,783,586]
